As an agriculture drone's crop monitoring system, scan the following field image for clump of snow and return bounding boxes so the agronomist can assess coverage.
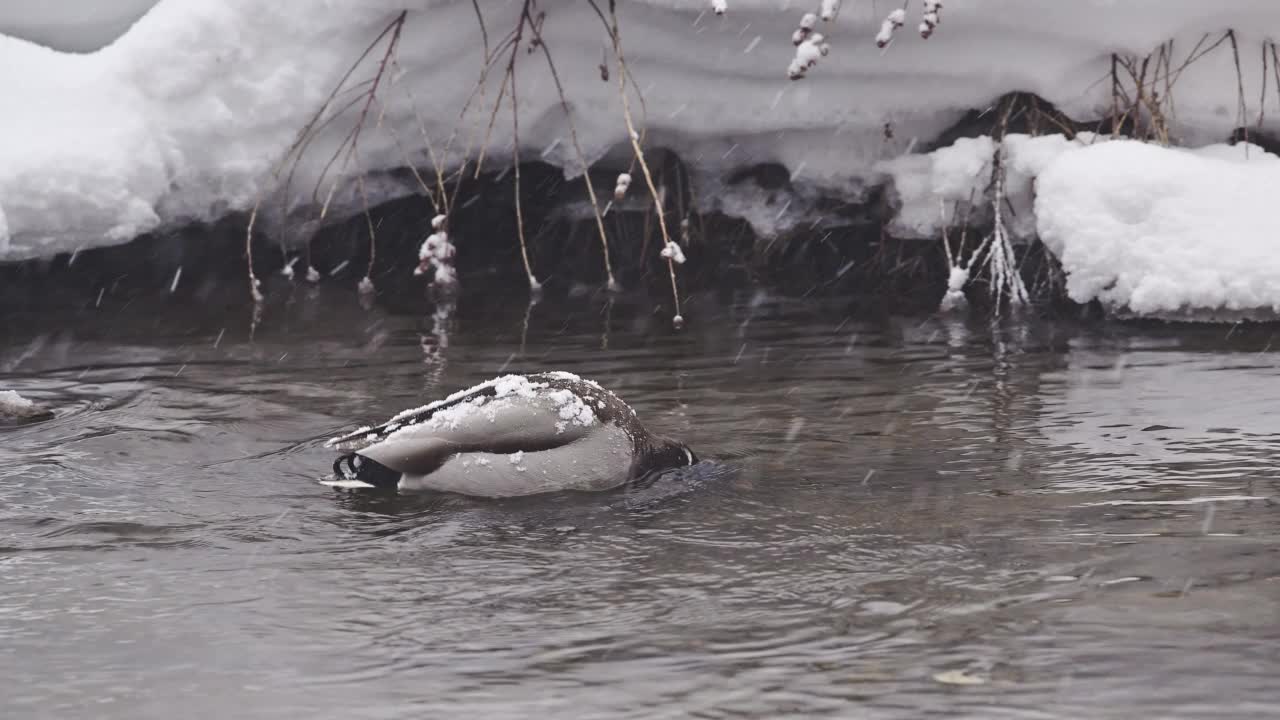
[1036,140,1280,316]
[660,241,686,264]
[613,173,632,201]
[878,132,1097,241]
[876,9,906,48]
[349,373,606,439]
[547,388,597,435]
[329,373,617,447]
[791,12,818,47]
[407,395,486,433]
[545,371,606,391]
[415,228,456,287]
[883,131,1280,318]
[878,135,991,239]
[330,373,546,445]
[507,450,528,472]
[0,389,36,413]
[787,31,829,80]
[940,265,968,312]
[492,374,549,400]
[0,389,51,420]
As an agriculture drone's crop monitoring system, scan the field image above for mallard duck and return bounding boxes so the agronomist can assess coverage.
[324,372,696,497]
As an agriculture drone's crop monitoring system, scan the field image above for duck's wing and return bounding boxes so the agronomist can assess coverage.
[327,373,621,450]
[325,382,500,451]
[337,378,614,478]
[396,422,635,497]
[327,373,610,451]
[356,396,592,477]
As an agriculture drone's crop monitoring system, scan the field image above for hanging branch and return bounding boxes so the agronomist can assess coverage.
[595,0,684,327]
[1227,30,1247,146]
[1271,43,1280,125]
[375,93,442,215]
[493,1,540,291]
[522,2,619,291]
[1258,42,1270,129]
[240,10,408,304]
[407,15,522,221]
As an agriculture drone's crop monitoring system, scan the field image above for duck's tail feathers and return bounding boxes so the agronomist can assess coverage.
[323,452,401,490]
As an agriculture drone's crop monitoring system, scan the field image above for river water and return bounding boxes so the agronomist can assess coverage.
[2,287,1278,719]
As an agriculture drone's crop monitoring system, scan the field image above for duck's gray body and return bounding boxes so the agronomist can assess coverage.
[325,372,695,497]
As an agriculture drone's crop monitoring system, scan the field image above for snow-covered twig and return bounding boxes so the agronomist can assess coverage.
[965,115,1028,313]
[614,172,632,200]
[488,0,542,293]
[508,55,540,292]
[415,213,459,289]
[788,30,830,80]
[876,8,906,48]
[919,0,942,39]
[660,240,687,265]
[937,199,964,312]
[354,170,378,295]
[244,203,264,304]
[583,0,653,190]
[792,12,818,46]
[983,159,1027,309]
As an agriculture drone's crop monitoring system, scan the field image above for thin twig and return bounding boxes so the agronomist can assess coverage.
[506,1,539,290]
[523,2,618,290]
[1259,42,1270,129]
[600,1,682,324]
[1228,30,1247,146]
[470,0,490,61]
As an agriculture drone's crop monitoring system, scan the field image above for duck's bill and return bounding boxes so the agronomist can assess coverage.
[318,477,378,489]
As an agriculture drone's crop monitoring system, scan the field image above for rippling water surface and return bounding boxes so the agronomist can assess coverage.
[2,288,1278,719]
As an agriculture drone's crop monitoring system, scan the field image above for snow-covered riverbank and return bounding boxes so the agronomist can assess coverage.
[2,1,1279,317]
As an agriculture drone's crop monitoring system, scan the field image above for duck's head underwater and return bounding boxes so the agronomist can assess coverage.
[324,372,698,497]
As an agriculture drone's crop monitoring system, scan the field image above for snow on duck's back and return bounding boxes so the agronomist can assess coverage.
[0,390,54,423]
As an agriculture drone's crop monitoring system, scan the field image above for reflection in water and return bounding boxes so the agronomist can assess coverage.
[420,292,454,366]
[1,288,1278,720]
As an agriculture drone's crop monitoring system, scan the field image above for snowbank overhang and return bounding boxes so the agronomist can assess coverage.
[2,0,1280,320]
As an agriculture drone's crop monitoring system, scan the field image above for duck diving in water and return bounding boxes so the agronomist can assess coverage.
[324,372,697,497]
